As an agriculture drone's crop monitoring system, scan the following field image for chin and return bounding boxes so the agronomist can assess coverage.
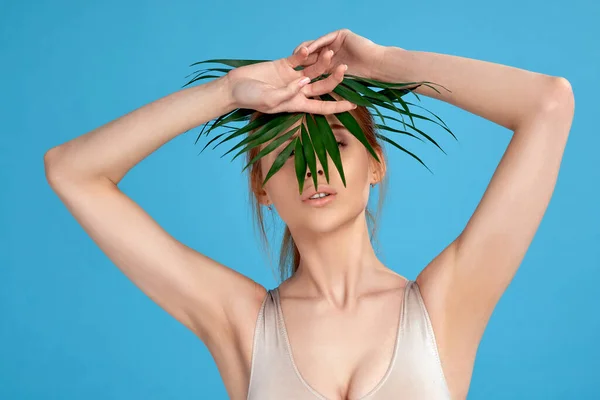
[292,202,366,235]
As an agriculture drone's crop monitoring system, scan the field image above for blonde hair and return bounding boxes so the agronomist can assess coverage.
[246,106,389,284]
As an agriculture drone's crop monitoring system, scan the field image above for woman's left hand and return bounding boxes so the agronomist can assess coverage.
[292,29,388,80]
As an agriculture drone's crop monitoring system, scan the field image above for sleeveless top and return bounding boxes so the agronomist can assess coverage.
[246,280,452,400]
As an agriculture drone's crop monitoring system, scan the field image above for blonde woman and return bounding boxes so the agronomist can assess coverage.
[44,29,574,400]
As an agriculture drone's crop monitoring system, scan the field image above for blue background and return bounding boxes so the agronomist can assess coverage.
[1,0,597,398]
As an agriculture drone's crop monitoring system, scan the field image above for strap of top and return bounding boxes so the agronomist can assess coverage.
[247,289,305,399]
[247,280,451,400]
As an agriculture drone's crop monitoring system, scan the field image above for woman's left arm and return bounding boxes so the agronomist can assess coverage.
[377,47,574,372]
[299,28,574,394]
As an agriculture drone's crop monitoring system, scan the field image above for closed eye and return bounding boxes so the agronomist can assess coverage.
[288,141,346,158]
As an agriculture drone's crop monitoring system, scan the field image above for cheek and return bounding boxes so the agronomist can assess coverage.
[341,148,372,187]
[262,160,299,202]
[339,150,373,209]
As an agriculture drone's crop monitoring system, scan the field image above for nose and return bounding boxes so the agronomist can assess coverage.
[306,168,324,178]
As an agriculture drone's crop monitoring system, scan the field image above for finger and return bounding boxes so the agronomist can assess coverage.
[296,48,331,69]
[302,63,347,97]
[286,46,310,68]
[265,76,311,110]
[293,40,314,55]
[297,52,320,67]
[301,48,334,79]
[301,97,357,115]
[305,31,339,54]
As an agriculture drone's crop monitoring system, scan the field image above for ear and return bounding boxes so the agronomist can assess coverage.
[256,187,271,206]
[369,147,387,185]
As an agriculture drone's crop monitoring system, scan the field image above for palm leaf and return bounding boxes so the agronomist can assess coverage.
[215,113,292,155]
[375,124,424,142]
[181,74,223,88]
[183,68,233,87]
[196,108,236,145]
[346,74,449,95]
[320,93,380,163]
[185,67,232,80]
[305,112,330,182]
[376,133,433,174]
[229,114,302,161]
[263,136,298,187]
[314,114,347,187]
[364,88,409,125]
[189,59,270,68]
[243,125,300,173]
[300,121,319,191]
[332,84,373,107]
[198,108,254,144]
[363,96,447,152]
[341,78,391,104]
[404,100,455,133]
[294,137,307,195]
[378,88,416,127]
[184,58,457,193]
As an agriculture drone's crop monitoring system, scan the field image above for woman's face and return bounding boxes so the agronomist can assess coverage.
[257,113,384,234]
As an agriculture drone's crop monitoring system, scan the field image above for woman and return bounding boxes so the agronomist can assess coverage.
[44,29,574,399]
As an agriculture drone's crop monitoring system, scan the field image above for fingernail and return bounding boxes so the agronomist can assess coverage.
[299,77,310,87]
[344,64,348,71]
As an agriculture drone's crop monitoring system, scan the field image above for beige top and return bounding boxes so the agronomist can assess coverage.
[246,280,452,399]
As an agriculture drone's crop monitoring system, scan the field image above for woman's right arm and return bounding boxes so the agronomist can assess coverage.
[45,77,235,186]
[43,47,353,351]
[44,76,268,346]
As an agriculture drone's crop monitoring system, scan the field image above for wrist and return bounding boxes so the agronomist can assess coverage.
[217,73,238,112]
[371,45,409,83]
[369,44,388,81]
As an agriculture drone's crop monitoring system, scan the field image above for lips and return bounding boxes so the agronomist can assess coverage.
[301,184,338,202]
[303,193,336,207]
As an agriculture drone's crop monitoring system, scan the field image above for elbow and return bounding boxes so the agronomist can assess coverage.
[541,77,575,115]
[553,76,574,97]
[44,145,61,165]
[522,77,575,137]
[44,145,69,187]
[514,77,574,132]
[44,145,113,188]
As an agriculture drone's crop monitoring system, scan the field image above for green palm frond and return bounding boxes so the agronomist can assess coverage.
[184,58,457,195]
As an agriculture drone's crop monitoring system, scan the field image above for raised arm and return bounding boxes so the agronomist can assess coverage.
[44,77,266,343]
[377,47,574,394]
[43,46,355,361]
[293,28,574,398]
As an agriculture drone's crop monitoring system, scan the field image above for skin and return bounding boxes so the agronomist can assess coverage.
[44,28,574,400]
[256,110,388,299]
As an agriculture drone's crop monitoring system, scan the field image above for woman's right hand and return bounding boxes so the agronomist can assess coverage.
[223,46,358,115]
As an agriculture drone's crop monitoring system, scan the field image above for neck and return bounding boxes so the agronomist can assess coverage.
[286,210,388,307]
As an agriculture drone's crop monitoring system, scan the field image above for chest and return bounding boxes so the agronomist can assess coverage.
[241,283,456,400]
[283,299,403,399]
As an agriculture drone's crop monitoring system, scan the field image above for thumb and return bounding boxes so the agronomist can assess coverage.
[268,76,311,106]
